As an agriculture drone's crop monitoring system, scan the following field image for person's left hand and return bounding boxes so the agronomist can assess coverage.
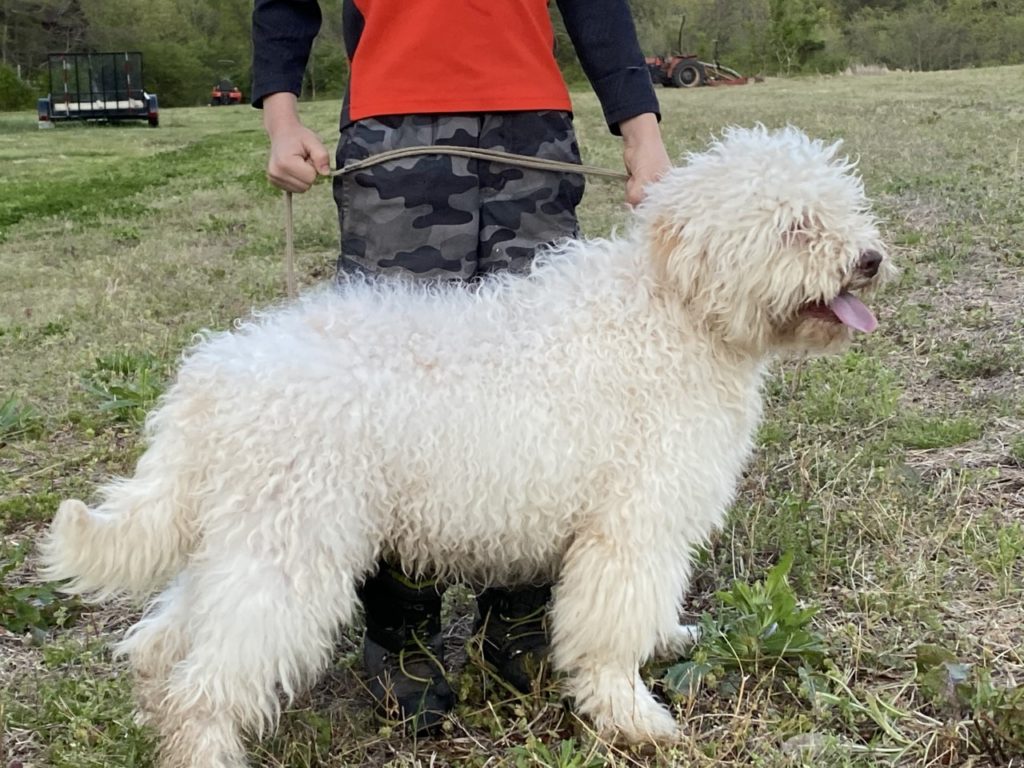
[619,113,672,207]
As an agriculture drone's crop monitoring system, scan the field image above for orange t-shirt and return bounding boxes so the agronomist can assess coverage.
[346,0,572,120]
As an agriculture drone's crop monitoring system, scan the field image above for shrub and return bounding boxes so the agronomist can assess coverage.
[664,552,827,697]
[0,62,35,111]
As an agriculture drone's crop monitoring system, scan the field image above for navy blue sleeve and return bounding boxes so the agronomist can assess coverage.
[555,0,660,134]
[251,0,323,109]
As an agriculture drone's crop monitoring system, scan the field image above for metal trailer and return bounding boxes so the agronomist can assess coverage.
[37,52,159,128]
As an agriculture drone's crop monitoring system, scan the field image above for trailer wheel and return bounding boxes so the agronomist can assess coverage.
[672,63,703,88]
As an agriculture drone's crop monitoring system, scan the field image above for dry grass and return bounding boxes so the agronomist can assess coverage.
[2,67,1023,767]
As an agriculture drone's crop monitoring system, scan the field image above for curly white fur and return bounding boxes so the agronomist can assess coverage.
[40,126,891,768]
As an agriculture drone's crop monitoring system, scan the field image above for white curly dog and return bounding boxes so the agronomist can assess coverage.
[42,126,891,767]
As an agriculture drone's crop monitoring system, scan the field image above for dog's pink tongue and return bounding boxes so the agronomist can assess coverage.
[829,293,877,333]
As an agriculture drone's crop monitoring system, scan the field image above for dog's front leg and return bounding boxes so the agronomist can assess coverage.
[655,623,701,660]
[550,529,687,743]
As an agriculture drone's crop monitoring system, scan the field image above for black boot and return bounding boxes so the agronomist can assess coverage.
[359,562,454,734]
[475,584,552,693]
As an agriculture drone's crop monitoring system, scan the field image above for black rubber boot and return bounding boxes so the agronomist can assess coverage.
[475,584,552,693]
[359,563,454,734]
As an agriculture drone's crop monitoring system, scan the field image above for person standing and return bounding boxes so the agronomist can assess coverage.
[252,0,670,733]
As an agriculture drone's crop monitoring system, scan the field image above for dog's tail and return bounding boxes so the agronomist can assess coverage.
[38,425,197,600]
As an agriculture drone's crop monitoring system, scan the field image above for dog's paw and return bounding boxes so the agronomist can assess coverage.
[656,623,701,659]
[580,674,682,745]
[595,695,681,745]
[634,702,682,744]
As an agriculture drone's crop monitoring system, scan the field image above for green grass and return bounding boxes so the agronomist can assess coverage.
[0,491,59,533]
[4,638,152,767]
[2,67,1024,766]
[0,130,270,231]
[0,394,42,442]
[891,413,984,450]
[81,350,168,424]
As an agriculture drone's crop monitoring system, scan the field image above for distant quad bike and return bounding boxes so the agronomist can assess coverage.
[210,79,243,106]
[37,52,159,128]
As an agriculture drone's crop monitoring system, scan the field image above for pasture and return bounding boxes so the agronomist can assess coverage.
[1,67,1023,767]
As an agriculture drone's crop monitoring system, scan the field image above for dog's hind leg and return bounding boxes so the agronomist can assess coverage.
[117,573,193,728]
[550,531,689,744]
[40,394,203,600]
[151,515,372,768]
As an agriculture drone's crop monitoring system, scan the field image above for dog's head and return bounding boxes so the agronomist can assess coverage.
[639,126,893,356]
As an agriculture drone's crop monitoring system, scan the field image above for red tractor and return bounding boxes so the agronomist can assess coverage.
[210,78,243,106]
[645,52,749,88]
[645,19,751,88]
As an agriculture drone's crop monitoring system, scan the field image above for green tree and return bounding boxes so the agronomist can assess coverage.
[78,0,251,105]
[0,58,33,107]
[304,0,349,101]
[768,0,830,73]
[844,0,1024,70]
[6,0,1024,108]
[0,0,85,81]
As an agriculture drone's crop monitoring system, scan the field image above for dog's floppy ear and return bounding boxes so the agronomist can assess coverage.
[648,216,709,304]
[648,214,774,350]
[648,216,676,284]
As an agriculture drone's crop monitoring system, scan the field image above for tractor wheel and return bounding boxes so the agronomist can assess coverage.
[148,115,159,127]
[672,62,704,88]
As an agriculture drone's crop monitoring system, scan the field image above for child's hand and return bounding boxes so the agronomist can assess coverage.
[619,113,671,207]
[262,93,331,193]
[267,125,331,192]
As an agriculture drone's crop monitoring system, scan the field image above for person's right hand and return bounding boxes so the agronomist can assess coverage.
[263,93,331,193]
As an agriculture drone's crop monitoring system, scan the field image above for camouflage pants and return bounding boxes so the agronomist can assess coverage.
[333,111,585,280]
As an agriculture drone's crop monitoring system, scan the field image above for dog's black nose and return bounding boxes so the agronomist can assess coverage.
[858,250,883,277]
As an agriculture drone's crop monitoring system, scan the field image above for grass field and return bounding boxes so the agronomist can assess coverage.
[2,67,1023,767]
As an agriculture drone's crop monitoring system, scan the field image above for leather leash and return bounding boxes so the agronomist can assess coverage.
[282,146,628,297]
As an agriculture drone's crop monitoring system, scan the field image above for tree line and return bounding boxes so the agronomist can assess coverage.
[2,0,1023,110]
[628,0,1024,77]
